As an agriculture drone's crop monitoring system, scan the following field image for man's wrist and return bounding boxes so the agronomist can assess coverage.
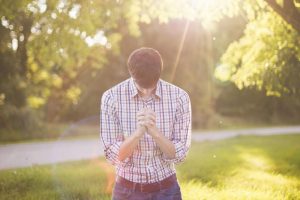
[134,126,146,139]
[149,126,160,139]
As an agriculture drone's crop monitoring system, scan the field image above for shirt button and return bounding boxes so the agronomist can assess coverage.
[124,131,129,139]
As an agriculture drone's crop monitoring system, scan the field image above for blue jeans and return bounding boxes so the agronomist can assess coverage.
[112,177,182,200]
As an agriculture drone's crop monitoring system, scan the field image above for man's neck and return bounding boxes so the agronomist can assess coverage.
[139,92,153,100]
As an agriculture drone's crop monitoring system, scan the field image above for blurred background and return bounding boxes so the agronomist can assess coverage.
[0,0,300,199]
[1,0,300,141]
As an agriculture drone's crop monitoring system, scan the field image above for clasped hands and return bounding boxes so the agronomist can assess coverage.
[136,107,158,137]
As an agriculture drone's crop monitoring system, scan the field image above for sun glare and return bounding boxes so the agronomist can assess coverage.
[187,0,238,18]
[177,0,239,29]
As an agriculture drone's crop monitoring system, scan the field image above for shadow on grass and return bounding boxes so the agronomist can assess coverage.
[235,134,300,178]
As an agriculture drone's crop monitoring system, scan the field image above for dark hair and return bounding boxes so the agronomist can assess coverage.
[127,47,163,88]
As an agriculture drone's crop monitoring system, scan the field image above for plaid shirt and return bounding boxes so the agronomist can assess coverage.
[100,77,191,183]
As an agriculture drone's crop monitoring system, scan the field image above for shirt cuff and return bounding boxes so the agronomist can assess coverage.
[104,141,130,166]
[162,141,188,164]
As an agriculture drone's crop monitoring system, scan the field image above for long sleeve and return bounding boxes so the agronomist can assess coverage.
[163,92,192,164]
[100,91,129,166]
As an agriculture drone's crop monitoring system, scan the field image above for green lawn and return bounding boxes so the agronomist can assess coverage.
[1,134,300,200]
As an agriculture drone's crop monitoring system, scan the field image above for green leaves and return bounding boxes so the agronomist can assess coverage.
[218,1,300,97]
[1,0,299,127]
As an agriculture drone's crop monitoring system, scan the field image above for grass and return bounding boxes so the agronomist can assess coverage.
[0,134,300,199]
[177,134,300,200]
[0,159,113,200]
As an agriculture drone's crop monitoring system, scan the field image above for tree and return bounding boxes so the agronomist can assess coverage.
[265,0,300,33]
[0,0,129,127]
[216,0,300,97]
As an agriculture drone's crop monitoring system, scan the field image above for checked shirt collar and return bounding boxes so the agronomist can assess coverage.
[129,77,162,100]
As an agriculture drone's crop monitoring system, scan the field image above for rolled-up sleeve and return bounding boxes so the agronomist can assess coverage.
[100,91,129,166]
[163,92,192,164]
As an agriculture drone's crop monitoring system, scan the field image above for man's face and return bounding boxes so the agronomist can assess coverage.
[133,80,157,97]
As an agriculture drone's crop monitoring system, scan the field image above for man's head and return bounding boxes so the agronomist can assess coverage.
[127,47,163,89]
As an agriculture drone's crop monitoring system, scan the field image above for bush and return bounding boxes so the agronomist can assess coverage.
[0,104,43,141]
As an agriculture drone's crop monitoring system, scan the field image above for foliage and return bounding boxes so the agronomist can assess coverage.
[264,0,300,33]
[216,0,300,97]
[0,104,42,133]
[215,83,300,124]
[0,0,123,126]
[1,0,300,132]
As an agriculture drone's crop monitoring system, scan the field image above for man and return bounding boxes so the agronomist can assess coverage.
[100,47,191,200]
